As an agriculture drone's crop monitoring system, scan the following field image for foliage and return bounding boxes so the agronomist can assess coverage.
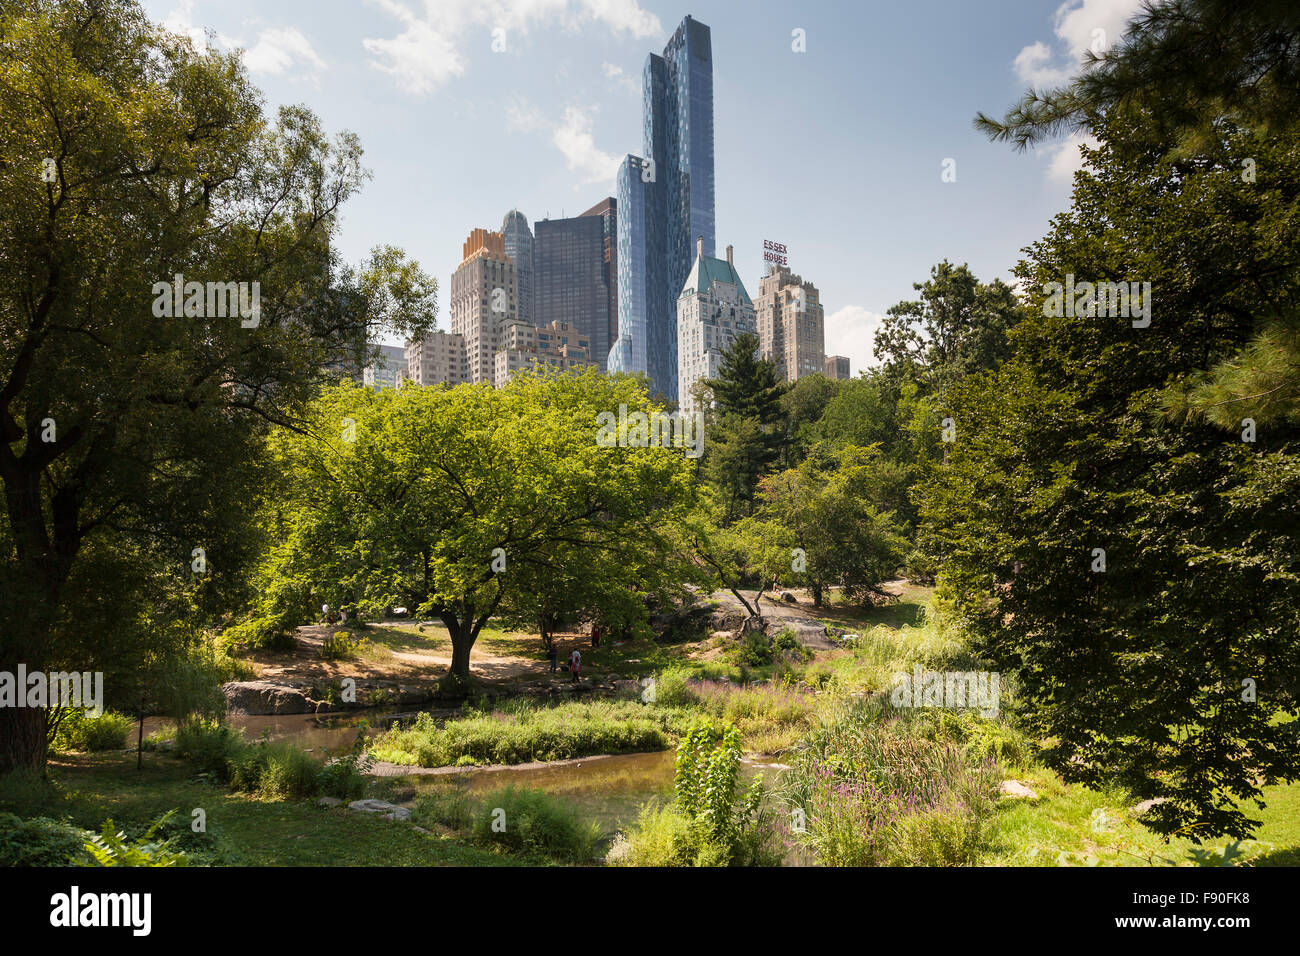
[317,724,374,800]
[411,788,473,831]
[321,629,365,661]
[174,719,248,780]
[228,742,321,800]
[50,709,133,753]
[80,810,189,867]
[672,721,779,865]
[0,812,90,866]
[470,785,603,863]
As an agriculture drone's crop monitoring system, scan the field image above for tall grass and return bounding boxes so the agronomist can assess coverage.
[470,785,603,862]
[370,700,690,767]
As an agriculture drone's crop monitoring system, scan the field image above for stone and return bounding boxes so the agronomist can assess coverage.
[998,780,1038,800]
[708,630,734,642]
[348,799,411,821]
[1132,798,1167,816]
[781,592,798,604]
[221,681,314,716]
[318,796,343,808]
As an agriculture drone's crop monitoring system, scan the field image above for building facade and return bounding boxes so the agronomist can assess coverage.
[610,15,715,403]
[404,330,469,386]
[501,210,535,327]
[449,228,518,385]
[363,343,407,390]
[493,320,593,385]
[677,239,755,415]
[754,264,825,383]
[825,354,851,380]
[533,199,616,372]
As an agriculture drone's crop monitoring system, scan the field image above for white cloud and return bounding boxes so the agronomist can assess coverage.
[1012,0,1145,87]
[1046,130,1100,183]
[363,0,661,95]
[551,105,620,187]
[825,305,888,371]
[602,60,639,94]
[244,28,326,82]
[505,96,546,132]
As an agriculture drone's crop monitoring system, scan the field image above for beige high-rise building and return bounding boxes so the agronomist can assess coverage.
[677,240,756,416]
[405,330,470,386]
[450,228,519,384]
[825,354,851,380]
[493,320,594,386]
[754,264,825,383]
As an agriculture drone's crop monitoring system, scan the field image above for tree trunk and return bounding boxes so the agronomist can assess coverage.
[449,621,474,679]
[812,583,824,607]
[0,704,47,776]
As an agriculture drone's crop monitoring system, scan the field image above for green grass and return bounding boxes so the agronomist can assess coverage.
[29,752,510,866]
[371,700,692,767]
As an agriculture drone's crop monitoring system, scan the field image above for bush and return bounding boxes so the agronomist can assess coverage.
[737,631,774,667]
[470,786,602,862]
[411,788,473,831]
[51,709,134,753]
[652,667,694,707]
[317,725,373,800]
[0,812,90,866]
[175,719,248,779]
[229,742,320,800]
[321,629,365,661]
[80,811,189,867]
[609,803,695,866]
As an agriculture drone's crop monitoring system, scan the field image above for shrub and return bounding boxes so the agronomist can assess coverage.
[230,742,320,800]
[470,786,602,862]
[175,719,248,779]
[80,811,189,867]
[411,788,473,831]
[318,725,373,800]
[652,667,694,707]
[0,812,90,866]
[737,631,774,667]
[321,629,365,661]
[51,709,134,753]
[608,803,695,866]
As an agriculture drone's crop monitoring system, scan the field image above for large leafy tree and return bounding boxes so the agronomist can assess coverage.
[0,0,432,773]
[248,371,702,683]
[922,113,1300,839]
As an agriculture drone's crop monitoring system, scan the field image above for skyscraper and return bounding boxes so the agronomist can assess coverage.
[501,209,534,326]
[533,199,617,371]
[677,239,755,415]
[450,228,518,385]
[611,15,715,402]
[755,264,826,383]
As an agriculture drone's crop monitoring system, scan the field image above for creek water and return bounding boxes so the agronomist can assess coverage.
[143,708,790,834]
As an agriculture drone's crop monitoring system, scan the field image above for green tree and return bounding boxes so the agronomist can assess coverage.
[0,0,431,773]
[922,112,1300,839]
[246,370,701,683]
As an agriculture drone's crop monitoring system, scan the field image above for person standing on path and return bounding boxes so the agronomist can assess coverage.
[547,641,558,674]
[570,648,581,683]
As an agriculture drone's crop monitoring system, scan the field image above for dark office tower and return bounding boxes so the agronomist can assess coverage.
[582,197,618,370]
[610,15,715,401]
[534,201,616,371]
[501,209,534,326]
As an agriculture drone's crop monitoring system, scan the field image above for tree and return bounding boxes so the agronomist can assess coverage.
[974,0,1300,159]
[922,112,1300,839]
[702,333,787,518]
[873,261,1025,401]
[247,370,702,684]
[0,0,432,773]
[779,372,841,467]
[741,447,907,606]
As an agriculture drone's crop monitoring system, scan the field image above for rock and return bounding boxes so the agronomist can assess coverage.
[708,630,734,642]
[780,592,798,604]
[998,780,1038,800]
[1132,798,1167,816]
[222,681,314,716]
[348,799,411,821]
[396,685,434,706]
[318,796,343,808]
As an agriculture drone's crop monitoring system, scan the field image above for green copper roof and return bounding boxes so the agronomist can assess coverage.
[681,254,751,305]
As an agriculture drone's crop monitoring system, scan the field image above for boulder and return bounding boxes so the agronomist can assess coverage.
[317,796,343,808]
[222,681,314,716]
[780,592,798,604]
[998,780,1038,800]
[348,799,411,822]
[1132,798,1167,816]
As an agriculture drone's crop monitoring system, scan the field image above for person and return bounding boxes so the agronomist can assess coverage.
[590,623,602,649]
[339,605,349,624]
[570,648,581,683]
[547,641,558,674]
[321,603,330,624]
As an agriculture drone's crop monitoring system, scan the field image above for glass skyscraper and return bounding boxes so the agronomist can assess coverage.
[610,15,715,403]
[534,201,616,371]
[501,209,534,326]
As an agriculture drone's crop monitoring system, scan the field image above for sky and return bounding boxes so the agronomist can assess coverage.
[141,0,1147,372]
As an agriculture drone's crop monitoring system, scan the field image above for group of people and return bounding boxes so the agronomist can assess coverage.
[319,603,350,625]
[544,621,608,682]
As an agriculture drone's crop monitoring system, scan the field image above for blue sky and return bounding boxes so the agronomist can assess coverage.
[142,0,1145,371]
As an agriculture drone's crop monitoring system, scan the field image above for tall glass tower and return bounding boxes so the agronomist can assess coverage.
[501,209,534,326]
[611,15,715,403]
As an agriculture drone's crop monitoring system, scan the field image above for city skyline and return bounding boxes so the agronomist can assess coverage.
[141,0,1144,372]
